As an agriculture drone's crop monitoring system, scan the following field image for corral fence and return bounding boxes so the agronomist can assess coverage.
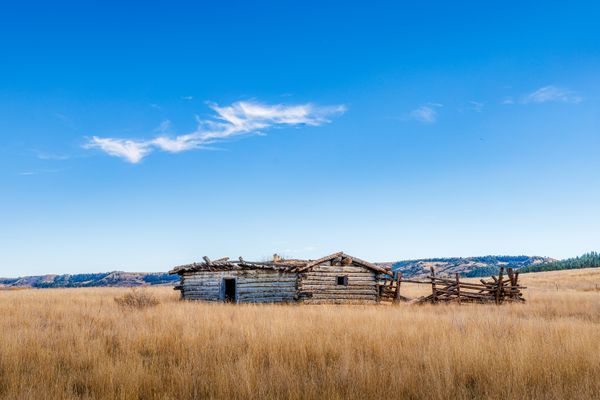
[379,266,526,305]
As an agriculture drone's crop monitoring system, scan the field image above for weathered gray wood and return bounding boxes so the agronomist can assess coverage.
[301,282,375,288]
[182,285,220,290]
[182,281,221,287]
[310,265,372,273]
[237,289,297,295]
[239,297,295,303]
[183,285,220,291]
[238,276,296,281]
[236,282,296,288]
[182,290,220,296]
[300,275,377,285]
[430,267,437,303]
[394,272,402,303]
[183,294,221,300]
[183,275,228,281]
[182,280,220,286]
[238,294,296,300]
[300,284,378,290]
[301,273,375,279]
[302,290,377,296]
[185,276,296,283]
[496,267,504,304]
[299,285,377,292]
[309,294,378,300]
[302,299,377,304]
[238,295,295,300]
[455,273,461,305]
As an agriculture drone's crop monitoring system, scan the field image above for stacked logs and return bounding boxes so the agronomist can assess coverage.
[379,272,412,303]
[385,266,526,305]
[417,266,525,304]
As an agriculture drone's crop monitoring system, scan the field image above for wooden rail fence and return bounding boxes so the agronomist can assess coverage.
[379,266,526,305]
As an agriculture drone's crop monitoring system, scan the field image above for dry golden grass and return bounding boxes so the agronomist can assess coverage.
[1,269,599,400]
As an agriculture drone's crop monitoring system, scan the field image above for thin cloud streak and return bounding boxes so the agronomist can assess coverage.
[85,101,346,163]
[18,168,63,176]
[409,103,442,123]
[521,85,582,104]
[468,101,484,112]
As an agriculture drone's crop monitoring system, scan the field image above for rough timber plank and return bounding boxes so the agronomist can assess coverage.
[237,282,296,289]
[182,290,220,297]
[301,289,377,295]
[238,293,295,300]
[301,273,375,279]
[299,282,375,287]
[299,285,377,292]
[182,286,220,291]
[309,294,378,300]
[237,280,296,286]
[239,299,294,304]
[183,295,221,301]
[302,299,377,304]
[183,278,225,284]
[185,275,296,282]
[238,276,296,281]
[299,277,375,284]
[237,289,297,295]
[310,265,372,273]
[182,281,221,288]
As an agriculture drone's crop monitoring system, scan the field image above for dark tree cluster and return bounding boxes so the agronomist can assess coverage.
[519,252,600,273]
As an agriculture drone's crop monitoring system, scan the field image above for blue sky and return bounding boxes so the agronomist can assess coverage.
[1,1,599,276]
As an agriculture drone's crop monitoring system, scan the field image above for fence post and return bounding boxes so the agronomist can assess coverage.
[506,268,515,300]
[495,267,504,304]
[430,266,437,303]
[393,272,402,303]
[455,273,461,305]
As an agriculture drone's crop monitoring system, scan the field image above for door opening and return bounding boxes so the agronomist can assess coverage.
[223,278,236,303]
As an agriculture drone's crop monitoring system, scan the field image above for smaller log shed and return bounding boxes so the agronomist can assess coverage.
[169,252,393,304]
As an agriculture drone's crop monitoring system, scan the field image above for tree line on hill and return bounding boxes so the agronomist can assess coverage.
[518,252,600,273]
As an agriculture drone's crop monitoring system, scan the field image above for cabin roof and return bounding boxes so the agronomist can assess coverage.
[297,251,390,274]
[169,251,392,276]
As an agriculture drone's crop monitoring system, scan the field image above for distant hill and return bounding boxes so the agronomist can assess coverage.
[0,271,178,289]
[519,252,600,273]
[377,255,554,278]
[0,254,566,288]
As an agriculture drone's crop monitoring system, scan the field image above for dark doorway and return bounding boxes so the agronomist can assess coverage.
[223,278,236,302]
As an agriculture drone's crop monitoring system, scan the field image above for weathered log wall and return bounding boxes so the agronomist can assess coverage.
[298,263,378,304]
[181,270,297,303]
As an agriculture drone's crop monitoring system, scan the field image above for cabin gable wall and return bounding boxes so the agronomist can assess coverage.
[297,262,378,304]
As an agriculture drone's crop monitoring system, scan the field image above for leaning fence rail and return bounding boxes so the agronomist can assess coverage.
[378,266,526,304]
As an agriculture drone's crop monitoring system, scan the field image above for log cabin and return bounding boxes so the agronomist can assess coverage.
[169,251,396,304]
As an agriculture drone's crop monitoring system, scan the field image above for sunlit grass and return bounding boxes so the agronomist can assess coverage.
[0,268,599,399]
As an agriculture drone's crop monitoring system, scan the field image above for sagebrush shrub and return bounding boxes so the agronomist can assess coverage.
[114,288,160,309]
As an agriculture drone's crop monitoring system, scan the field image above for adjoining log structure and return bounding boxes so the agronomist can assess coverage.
[401,266,526,304]
[169,251,395,304]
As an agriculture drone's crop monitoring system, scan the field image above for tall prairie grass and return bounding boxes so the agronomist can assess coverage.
[0,268,599,399]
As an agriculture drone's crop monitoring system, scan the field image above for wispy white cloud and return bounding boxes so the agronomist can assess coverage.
[53,113,77,129]
[32,150,70,161]
[18,168,62,176]
[85,137,153,164]
[409,103,442,123]
[468,101,484,112]
[521,85,582,104]
[85,100,346,163]
[181,96,193,101]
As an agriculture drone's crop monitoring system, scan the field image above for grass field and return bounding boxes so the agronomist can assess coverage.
[1,269,599,399]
